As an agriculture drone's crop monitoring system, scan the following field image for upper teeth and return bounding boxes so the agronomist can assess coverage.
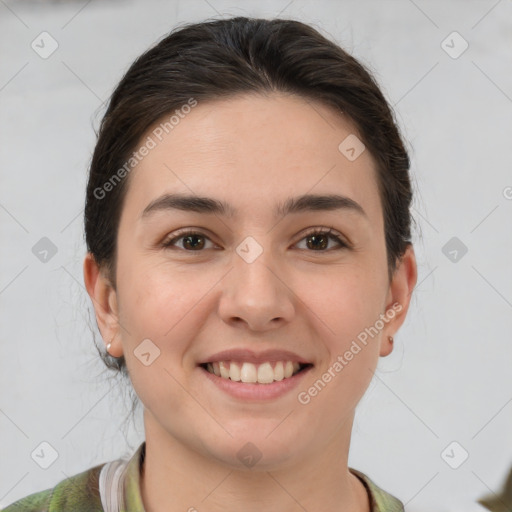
[205,361,302,384]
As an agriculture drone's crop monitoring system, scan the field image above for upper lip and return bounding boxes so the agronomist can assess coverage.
[198,349,313,366]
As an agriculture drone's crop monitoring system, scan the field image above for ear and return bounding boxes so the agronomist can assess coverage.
[380,244,418,357]
[83,253,123,358]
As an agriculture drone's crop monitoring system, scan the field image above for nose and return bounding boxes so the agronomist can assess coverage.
[217,245,295,332]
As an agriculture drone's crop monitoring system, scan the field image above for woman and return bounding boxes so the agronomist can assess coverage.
[3,16,417,512]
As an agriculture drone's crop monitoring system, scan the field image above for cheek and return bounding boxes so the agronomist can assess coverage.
[297,264,385,398]
[117,258,204,335]
[116,263,207,412]
[302,264,386,337]
[295,271,383,411]
[115,259,223,388]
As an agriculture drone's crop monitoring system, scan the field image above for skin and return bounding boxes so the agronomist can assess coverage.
[84,92,417,512]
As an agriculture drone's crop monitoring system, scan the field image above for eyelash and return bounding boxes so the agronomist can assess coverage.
[161,227,349,252]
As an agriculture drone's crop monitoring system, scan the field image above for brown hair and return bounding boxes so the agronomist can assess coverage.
[85,16,414,379]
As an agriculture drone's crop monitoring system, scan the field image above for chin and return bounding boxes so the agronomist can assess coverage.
[201,429,303,472]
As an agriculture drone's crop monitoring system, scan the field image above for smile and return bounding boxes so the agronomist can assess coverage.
[200,361,312,384]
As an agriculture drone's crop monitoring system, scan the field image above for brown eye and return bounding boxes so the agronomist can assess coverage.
[295,228,348,251]
[163,231,213,251]
[305,233,329,250]
[181,234,206,250]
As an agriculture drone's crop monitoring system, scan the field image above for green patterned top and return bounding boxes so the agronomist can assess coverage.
[1,442,404,511]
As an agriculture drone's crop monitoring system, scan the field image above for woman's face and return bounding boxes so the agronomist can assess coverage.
[86,92,416,469]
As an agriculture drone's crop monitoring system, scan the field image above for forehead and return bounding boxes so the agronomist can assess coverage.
[121,92,382,223]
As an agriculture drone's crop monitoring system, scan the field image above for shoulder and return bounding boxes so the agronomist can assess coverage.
[1,463,105,512]
[349,468,405,512]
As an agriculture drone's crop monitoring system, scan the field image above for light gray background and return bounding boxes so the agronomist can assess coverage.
[1,1,511,510]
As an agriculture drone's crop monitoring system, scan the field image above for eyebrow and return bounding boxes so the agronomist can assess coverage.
[141,193,367,219]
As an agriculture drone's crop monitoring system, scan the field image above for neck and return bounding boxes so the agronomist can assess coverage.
[139,410,370,512]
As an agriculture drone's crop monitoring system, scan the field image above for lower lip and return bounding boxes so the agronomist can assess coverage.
[198,365,313,401]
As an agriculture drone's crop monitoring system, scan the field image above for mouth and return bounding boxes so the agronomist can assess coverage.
[199,360,313,385]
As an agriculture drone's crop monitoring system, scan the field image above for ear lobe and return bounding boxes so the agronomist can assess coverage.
[83,253,120,348]
[380,244,418,357]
